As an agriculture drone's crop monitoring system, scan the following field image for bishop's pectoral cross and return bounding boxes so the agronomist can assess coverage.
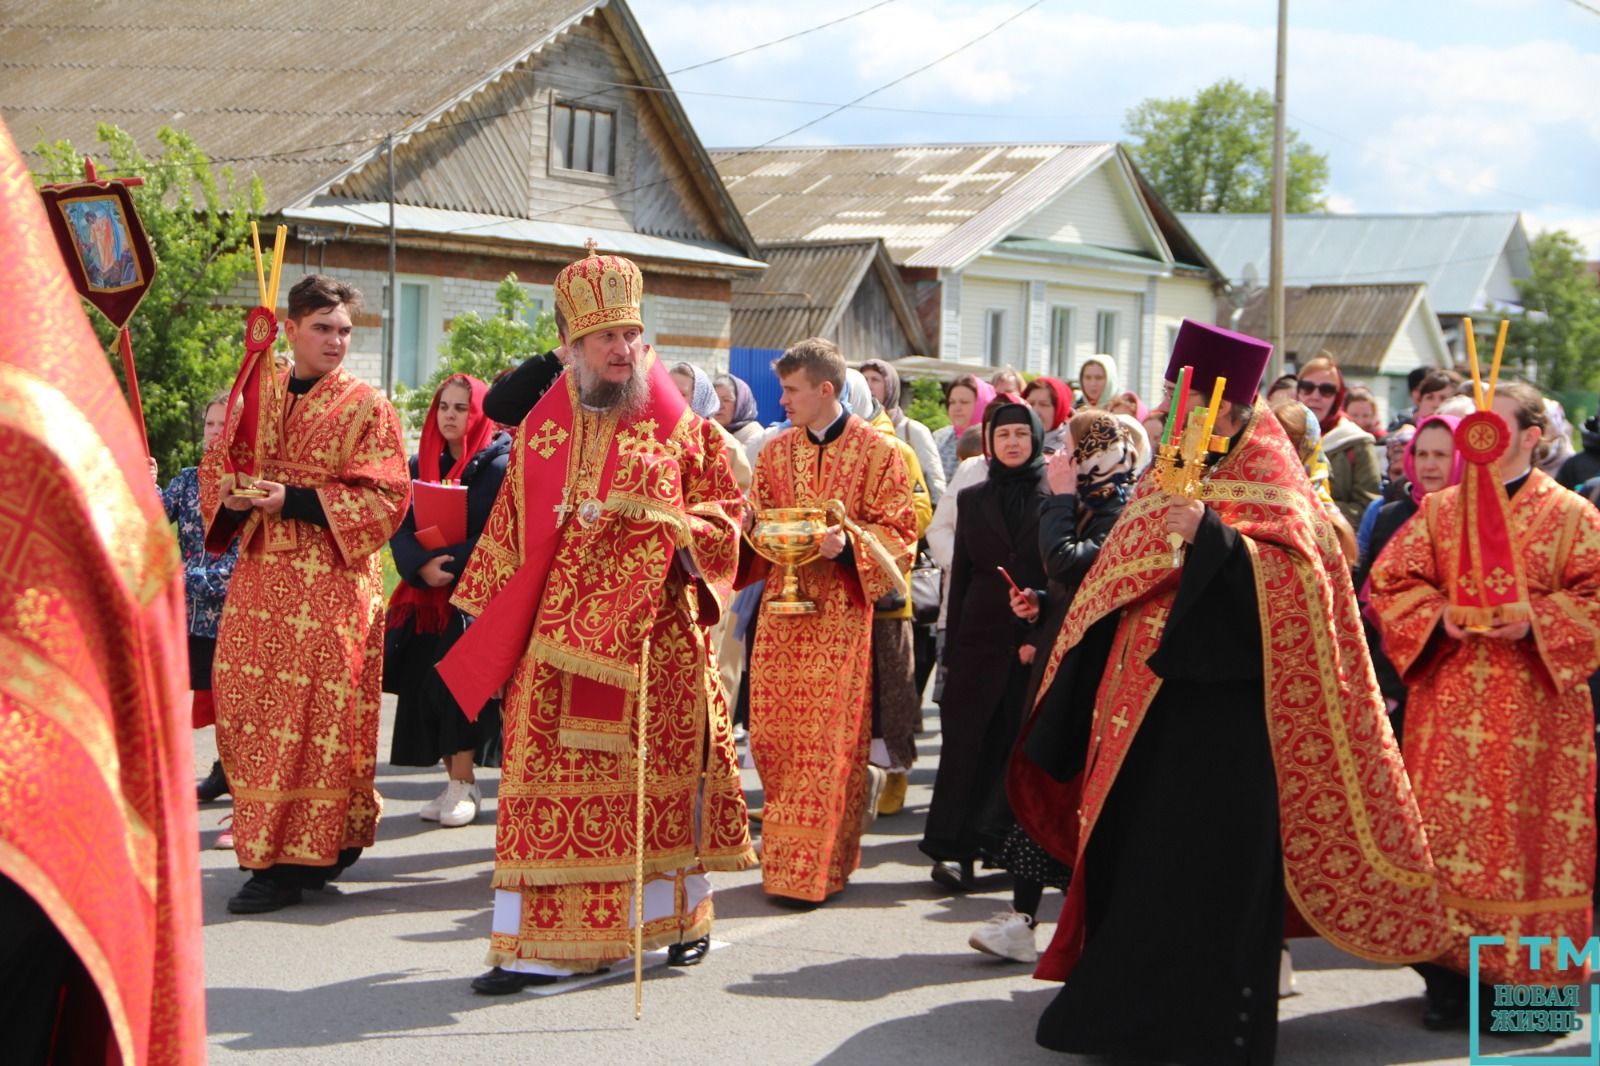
[554,500,574,522]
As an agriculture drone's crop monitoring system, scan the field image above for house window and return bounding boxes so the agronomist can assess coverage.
[1049,306,1075,378]
[984,308,1005,366]
[396,281,430,389]
[552,102,616,176]
[1166,325,1180,355]
[1095,310,1118,355]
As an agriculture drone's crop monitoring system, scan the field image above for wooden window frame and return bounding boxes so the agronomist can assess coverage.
[549,99,618,180]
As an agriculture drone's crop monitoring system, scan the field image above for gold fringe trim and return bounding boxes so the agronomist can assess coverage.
[605,493,691,548]
[490,849,697,889]
[483,915,714,968]
[528,635,638,691]
[1446,602,1532,628]
[556,727,631,754]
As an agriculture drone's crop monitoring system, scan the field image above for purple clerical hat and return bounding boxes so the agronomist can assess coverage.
[1164,320,1273,407]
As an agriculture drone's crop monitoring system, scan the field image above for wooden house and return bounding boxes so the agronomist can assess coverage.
[4,0,764,391]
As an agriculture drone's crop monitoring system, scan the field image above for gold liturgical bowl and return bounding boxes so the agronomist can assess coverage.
[750,506,829,615]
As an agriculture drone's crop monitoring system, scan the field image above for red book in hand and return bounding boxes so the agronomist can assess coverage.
[413,481,467,550]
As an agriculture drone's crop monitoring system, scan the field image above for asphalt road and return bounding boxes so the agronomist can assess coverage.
[190,696,1590,1065]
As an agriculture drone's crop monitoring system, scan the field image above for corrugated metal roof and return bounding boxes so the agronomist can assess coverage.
[730,239,924,350]
[1179,212,1529,315]
[1,0,595,208]
[284,200,766,269]
[712,143,1122,269]
[1236,283,1432,371]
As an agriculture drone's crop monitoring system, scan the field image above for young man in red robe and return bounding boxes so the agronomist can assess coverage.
[1372,380,1600,1029]
[1011,320,1448,1063]
[742,338,918,903]
[202,274,412,914]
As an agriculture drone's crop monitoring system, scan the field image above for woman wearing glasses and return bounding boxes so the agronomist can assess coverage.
[1295,354,1381,527]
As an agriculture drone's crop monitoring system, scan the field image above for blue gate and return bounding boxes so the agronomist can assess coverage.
[728,346,786,427]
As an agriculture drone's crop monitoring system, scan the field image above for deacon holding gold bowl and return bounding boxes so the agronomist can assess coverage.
[740,337,918,903]
[436,244,754,994]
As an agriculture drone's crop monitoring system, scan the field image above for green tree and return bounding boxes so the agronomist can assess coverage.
[1501,230,1600,394]
[1123,78,1330,213]
[904,376,949,431]
[396,275,558,432]
[32,124,265,480]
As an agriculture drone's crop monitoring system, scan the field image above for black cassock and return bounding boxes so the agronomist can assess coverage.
[1026,509,1285,1065]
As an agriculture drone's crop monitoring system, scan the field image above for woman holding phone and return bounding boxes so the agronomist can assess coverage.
[920,400,1050,961]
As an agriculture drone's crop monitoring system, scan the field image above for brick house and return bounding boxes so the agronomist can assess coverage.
[4,0,764,391]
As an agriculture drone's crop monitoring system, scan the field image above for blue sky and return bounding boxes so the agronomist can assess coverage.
[633,0,1600,253]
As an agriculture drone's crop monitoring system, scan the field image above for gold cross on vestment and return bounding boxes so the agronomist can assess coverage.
[1109,706,1131,736]
[554,500,573,522]
[1450,708,1495,759]
[1140,605,1169,646]
[1464,646,1496,697]
[528,420,569,461]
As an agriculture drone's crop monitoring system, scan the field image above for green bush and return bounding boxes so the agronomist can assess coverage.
[905,376,949,431]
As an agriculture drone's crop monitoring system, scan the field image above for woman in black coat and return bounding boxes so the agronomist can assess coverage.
[385,374,511,828]
[921,404,1049,943]
[967,409,1136,961]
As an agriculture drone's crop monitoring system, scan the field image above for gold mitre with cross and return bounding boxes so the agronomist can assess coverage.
[554,238,644,343]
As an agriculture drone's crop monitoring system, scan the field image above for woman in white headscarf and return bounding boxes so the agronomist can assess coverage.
[1075,354,1119,410]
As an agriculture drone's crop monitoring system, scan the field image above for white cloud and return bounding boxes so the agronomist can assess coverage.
[639,1,1598,247]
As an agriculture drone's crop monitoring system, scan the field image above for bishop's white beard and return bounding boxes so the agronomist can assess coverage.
[573,348,650,417]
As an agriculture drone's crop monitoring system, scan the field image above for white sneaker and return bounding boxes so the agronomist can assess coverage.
[969,911,1038,963]
[438,781,482,828]
[862,765,887,830]
[1279,944,1297,997]
[419,781,452,822]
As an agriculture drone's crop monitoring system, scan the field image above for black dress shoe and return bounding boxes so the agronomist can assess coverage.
[666,936,710,967]
[1422,992,1470,1031]
[471,967,561,995]
[197,760,229,803]
[930,861,976,893]
[226,876,302,915]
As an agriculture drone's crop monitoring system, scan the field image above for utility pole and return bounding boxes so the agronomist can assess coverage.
[385,133,398,399]
[1268,0,1289,380]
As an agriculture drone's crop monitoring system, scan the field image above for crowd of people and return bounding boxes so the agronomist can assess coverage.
[100,238,1600,1062]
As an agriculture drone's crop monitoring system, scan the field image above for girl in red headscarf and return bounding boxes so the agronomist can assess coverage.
[384,373,511,828]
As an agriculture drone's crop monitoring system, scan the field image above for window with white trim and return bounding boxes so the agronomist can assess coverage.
[984,308,1005,366]
[1049,306,1075,378]
[1095,310,1118,355]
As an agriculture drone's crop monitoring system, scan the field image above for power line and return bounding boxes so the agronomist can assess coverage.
[1566,0,1600,17]
[435,0,1048,238]
[664,0,900,76]
[30,0,909,179]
